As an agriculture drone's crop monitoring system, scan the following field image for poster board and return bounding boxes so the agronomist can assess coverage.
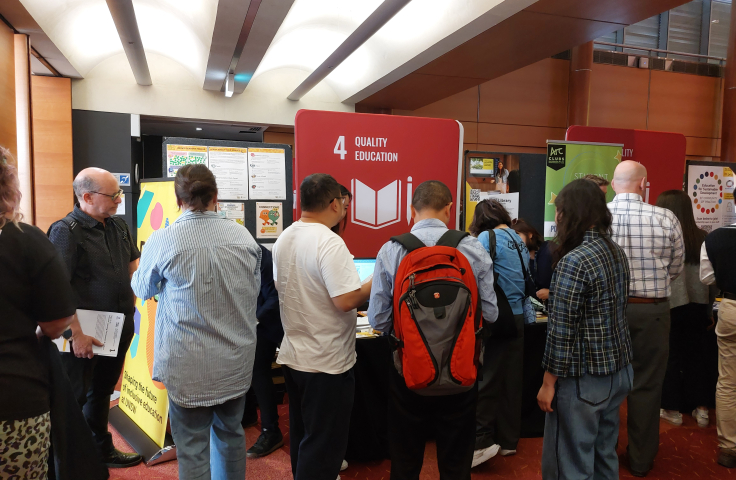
[294,110,463,258]
[566,126,686,205]
[544,141,623,239]
[162,137,293,245]
[686,161,736,232]
[118,180,181,447]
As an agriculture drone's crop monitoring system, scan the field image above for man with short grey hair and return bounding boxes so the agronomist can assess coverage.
[49,167,142,468]
[608,161,685,477]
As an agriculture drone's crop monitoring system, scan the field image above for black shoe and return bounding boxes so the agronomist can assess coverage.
[718,450,736,468]
[246,430,284,458]
[102,449,143,468]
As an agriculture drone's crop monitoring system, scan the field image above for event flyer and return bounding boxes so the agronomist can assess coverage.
[256,202,283,239]
[687,163,736,232]
[209,147,249,200]
[464,187,519,231]
[166,144,208,177]
[544,141,622,239]
[248,148,287,200]
[217,202,245,226]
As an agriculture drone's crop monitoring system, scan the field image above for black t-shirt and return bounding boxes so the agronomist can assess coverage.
[0,222,76,421]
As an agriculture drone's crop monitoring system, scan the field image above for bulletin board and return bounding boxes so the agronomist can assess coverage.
[161,137,293,245]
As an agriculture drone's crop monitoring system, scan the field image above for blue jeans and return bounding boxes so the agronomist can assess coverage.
[542,364,634,480]
[168,395,247,480]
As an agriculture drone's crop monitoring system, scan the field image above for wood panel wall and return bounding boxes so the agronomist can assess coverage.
[0,21,17,164]
[32,76,73,232]
[395,57,724,161]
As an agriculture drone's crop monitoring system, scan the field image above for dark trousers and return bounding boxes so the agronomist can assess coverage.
[60,314,134,455]
[476,314,524,451]
[244,336,280,432]
[388,368,478,480]
[661,303,713,412]
[282,366,355,480]
[626,302,670,472]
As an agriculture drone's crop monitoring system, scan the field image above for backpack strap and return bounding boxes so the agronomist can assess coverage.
[49,215,86,247]
[435,230,468,249]
[486,229,497,261]
[390,233,426,253]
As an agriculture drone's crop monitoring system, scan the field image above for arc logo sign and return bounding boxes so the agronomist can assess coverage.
[295,110,463,257]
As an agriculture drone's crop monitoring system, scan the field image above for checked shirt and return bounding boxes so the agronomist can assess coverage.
[542,230,632,377]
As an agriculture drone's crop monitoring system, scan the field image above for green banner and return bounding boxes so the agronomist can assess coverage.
[544,141,623,239]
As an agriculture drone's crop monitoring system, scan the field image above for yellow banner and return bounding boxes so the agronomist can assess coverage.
[118,181,182,447]
[249,147,285,154]
[209,146,247,153]
[166,144,207,153]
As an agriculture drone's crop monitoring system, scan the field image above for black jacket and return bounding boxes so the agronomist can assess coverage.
[257,245,283,345]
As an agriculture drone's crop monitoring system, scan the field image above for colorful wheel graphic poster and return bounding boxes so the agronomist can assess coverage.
[119,180,182,447]
[544,141,623,239]
[687,163,736,232]
[166,144,208,178]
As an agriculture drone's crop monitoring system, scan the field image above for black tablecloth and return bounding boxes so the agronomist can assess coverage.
[520,322,548,438]
[345,336,392,461]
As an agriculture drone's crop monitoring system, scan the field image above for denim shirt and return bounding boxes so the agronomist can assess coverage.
[478,228,529,315]
[368,218,498,333]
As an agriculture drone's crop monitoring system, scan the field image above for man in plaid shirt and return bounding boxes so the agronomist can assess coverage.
[608,161,685,477]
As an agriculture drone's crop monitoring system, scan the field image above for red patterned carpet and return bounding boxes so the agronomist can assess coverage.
[108,401,731,480]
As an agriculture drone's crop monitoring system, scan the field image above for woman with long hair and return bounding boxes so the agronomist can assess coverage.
[469,199,529,466]
[657,190,715,428]
[537,179,632,479]
[0,148,77,479]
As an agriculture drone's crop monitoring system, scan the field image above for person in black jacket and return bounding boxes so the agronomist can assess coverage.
[243,244,285,457]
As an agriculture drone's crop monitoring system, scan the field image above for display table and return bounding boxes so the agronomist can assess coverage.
[345,335,391,461]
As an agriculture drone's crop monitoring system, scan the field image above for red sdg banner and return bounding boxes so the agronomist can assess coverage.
[295,110,463,258]
[566,126,686,204]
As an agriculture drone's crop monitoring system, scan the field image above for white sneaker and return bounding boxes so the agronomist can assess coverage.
[340,460,348,471]
[336,476,340,480]
[499,449,516,456]
[660,408,683,426]
[692,408,709,428]
[471,444,500,468]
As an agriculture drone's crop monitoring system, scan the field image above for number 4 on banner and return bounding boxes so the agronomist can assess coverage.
[334,136,347,160]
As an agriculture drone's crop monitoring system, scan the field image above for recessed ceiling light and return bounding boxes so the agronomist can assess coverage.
[196,127,202,131]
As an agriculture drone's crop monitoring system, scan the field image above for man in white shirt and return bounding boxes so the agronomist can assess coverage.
[700,222,736,469]
[608,161,684,477]
[273,173,371,480]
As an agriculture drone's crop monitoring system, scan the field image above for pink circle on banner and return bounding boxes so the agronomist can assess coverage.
[150,203,163,230]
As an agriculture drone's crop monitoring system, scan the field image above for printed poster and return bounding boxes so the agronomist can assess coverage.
[118,181,183,447]
[687,163,736,232]
[217,202,245,226]
[209,147,249,200]
[166,144,208,178]
[256,202,283,239]
[544,141,623,239]
[464,186,519,232]
[248,148,286,200]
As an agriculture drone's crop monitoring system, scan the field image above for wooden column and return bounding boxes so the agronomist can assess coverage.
[567,41,594,127]
[0,21,16,161]
[15,34,34,223]
[721,2,736,163]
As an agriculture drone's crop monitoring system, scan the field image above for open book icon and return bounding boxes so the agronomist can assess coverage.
[351,179,403,229]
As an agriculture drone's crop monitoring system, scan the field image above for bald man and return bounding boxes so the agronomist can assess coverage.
[608,161,685,477]
[48,168,142,468]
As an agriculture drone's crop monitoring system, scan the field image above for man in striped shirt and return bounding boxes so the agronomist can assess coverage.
[608,161,685,477]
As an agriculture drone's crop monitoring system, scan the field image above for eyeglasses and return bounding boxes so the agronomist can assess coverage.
[91,189,124,201]
[334,196,348,206]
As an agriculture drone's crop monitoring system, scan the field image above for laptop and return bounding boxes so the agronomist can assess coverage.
[353,258,376,283]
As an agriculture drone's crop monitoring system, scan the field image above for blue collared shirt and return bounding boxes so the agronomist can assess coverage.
[131,210,261,407]
[368,218,498,332]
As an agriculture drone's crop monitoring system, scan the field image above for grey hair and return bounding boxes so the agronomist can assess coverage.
[73,173,100,201]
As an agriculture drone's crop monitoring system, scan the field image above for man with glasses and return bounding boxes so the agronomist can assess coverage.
[273,173,370,480]
[48,167,142,468]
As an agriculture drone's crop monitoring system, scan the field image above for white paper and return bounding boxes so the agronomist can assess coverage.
[209,147,249,200]
[248,148,286,200]
[480,191,519,220]
[115,193,125,216]
[256,202,283,239]
[688,165,735,232]
[53,309,125,357]
[217,202,245,227]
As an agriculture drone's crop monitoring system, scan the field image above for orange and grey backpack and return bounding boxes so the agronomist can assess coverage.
[390,230,483,396]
